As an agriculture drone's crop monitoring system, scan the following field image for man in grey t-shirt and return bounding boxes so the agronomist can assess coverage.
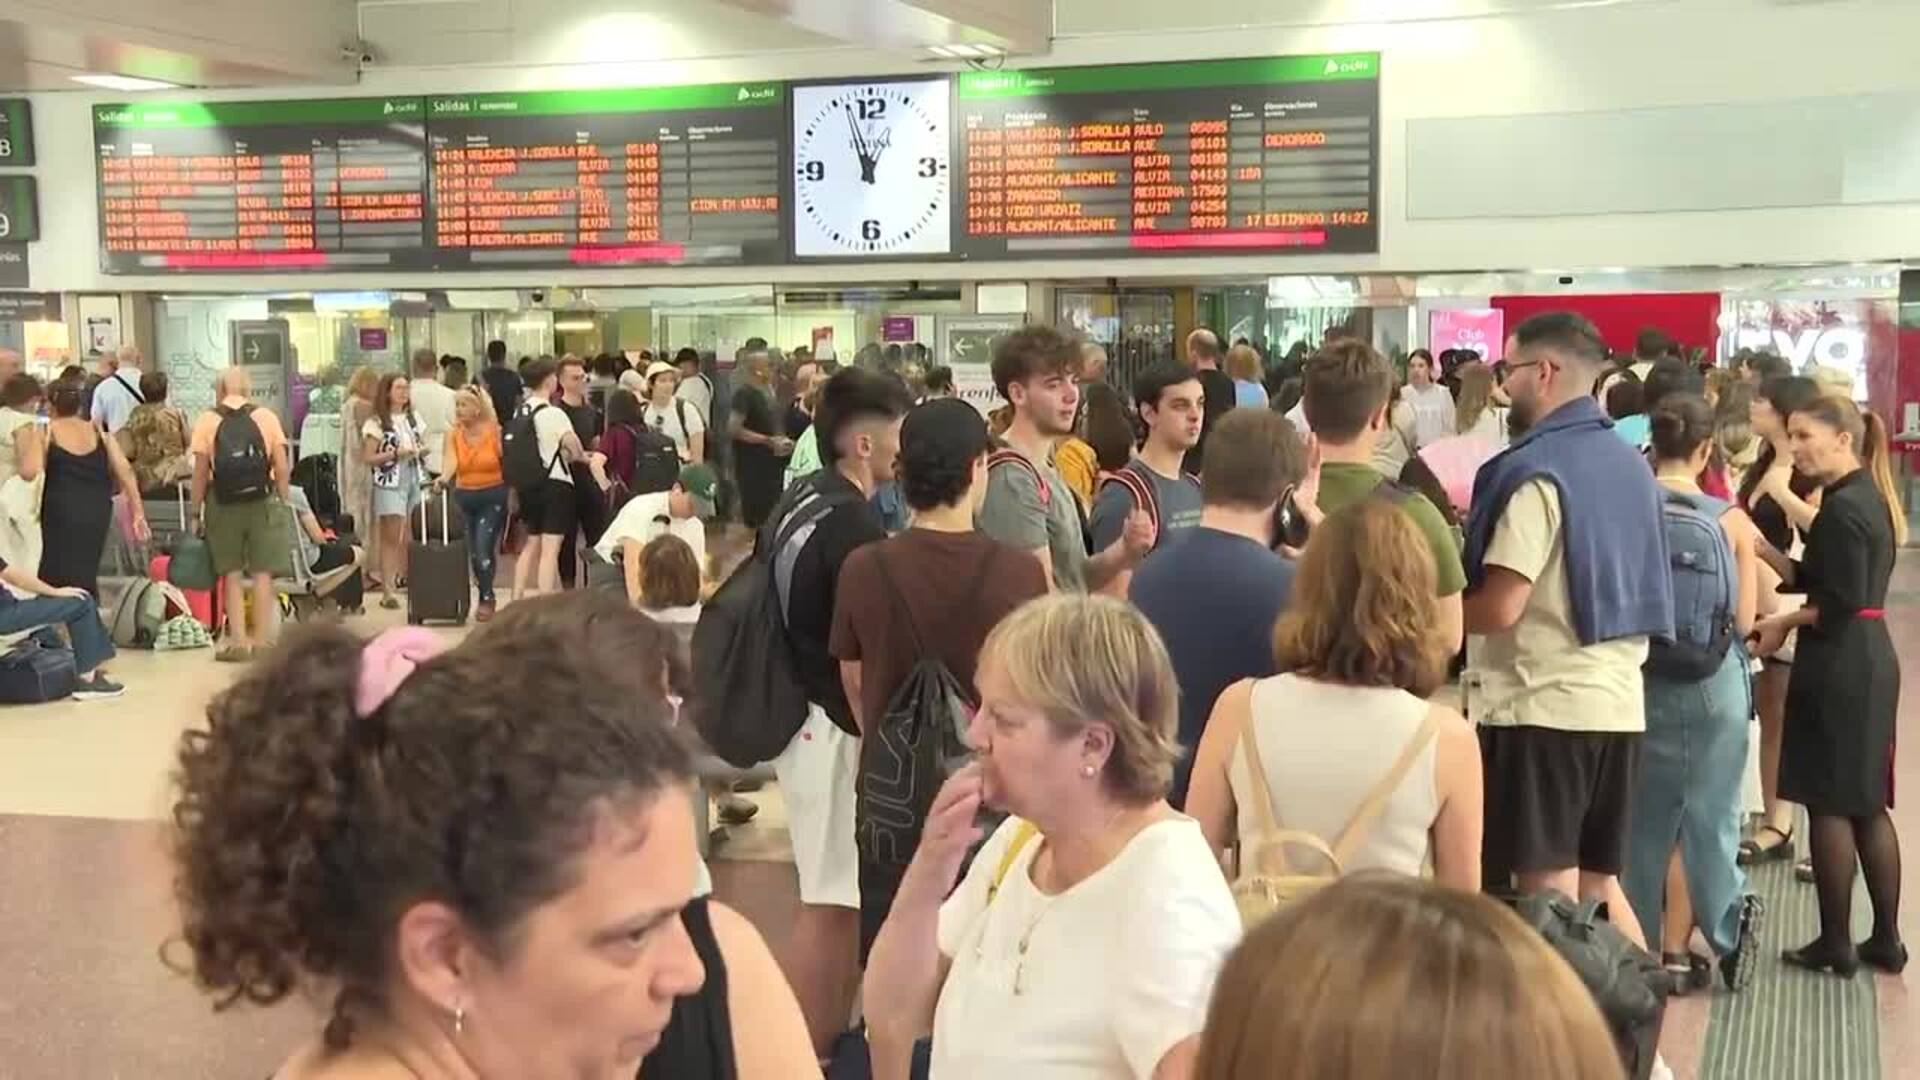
[976,325,1151,592]
[1088,361,1204,563]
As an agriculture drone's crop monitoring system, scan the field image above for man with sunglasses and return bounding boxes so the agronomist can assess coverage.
[1462,311,1673,950]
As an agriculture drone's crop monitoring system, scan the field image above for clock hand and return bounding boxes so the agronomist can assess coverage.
[844,105,872,164]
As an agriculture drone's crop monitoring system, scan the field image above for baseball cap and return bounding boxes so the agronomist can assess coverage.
[645,360,677,384]
[677,463,718,519]
[617,369,647,394]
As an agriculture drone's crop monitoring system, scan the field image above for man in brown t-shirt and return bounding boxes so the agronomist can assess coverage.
[830,398,1046,957]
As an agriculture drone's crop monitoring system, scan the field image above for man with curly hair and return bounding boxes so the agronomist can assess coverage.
[830,397,1046,962]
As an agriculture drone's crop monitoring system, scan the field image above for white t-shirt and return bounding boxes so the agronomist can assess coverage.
[92,371,145,434]
[1403,382,1456,449]
[643,398,706,461]
[522,402,574,484]
[361,415,421,490]
[593,490,707,569]
[933,816,1240,1080]
[410,379,458,475]
[675,372,714,426]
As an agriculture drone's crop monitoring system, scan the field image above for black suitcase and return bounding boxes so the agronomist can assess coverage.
[0,638,78,704]
[291,452,343,527]
[407,491,470,626]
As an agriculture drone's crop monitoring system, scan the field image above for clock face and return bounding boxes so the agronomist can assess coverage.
[792,79,952,258]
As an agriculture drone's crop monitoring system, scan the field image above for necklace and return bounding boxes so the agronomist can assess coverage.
[987,803,1154,996]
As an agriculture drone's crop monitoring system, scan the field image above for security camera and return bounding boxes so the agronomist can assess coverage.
[343,42,376,66]
[530,289,547,305]
[1558,275,1575,286]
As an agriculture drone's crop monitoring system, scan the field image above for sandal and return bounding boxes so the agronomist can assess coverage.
[1738,824,1795,865]
[214,644,253,664]
[1661,951,1713,996]
[380,595,401,611]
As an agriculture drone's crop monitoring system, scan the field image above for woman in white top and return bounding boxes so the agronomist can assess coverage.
[865,593,1241,1080]
[360,372,425,610]
[1401,349,1457,449]
[0,372,43,486]
[1187,497,1483,890]
[641,360,706,463]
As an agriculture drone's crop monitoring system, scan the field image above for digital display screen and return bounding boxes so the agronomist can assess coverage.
[427,84,786,268]
[953,53,1380,258]
[94,98,431,272]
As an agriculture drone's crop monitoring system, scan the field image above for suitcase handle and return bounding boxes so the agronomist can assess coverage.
[416,486,452,544]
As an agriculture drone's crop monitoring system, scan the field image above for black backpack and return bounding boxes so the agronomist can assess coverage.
[690,478,859,768]
[291,452,342,525]
[631,422,683,496]
[503,403,559,493]
[1511,892,1669,1080]
[210,404,271,503]
[855,548,997,867]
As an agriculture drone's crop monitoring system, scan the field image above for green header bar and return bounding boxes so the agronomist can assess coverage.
[94,98,424,129]
[958,53,1379,99]
[428,83,782,119]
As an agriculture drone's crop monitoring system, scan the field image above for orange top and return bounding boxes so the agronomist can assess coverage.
[449,422,504,490]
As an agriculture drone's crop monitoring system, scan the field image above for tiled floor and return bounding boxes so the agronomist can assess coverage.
[1,574,1918,1078]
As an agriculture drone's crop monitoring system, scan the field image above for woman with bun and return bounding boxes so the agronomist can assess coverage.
[1751,394,1906,976]
[169,588,816,1079]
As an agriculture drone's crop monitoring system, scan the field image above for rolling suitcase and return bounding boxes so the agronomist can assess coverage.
[407,490,470,626]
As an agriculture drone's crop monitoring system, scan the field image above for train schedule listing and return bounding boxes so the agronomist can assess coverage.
[954,53,1380,259]
[94,98,431,272]
[427,83,786,268]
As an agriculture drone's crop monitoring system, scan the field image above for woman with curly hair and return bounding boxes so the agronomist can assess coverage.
[1186,497,1483,889]
[168,589,815,1079]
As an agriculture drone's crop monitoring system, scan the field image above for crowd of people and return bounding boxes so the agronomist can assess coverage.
[132,308,1912,1080]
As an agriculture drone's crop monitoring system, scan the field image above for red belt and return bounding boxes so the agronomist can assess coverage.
[1859,609,1886,620]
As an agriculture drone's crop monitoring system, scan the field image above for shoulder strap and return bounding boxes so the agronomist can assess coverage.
[1328,712,1441,863]
[1102,461,1161,540]
[988,448,1050,510]
[986,821,1041,904]
[1372,478,1415,507]
[676,397,693,433]
[1235,682,1284,842]
[114,372,145,403]
[871,548,926,657]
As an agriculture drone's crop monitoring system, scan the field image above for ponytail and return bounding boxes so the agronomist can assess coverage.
[1861,408,1907,546]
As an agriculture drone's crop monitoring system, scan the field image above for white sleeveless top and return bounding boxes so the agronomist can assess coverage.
[1229,673,1442,878]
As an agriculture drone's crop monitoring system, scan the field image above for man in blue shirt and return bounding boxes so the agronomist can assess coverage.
[1130,408,1304,807]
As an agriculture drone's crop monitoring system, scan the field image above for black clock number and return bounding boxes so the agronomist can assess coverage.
[861,219,882,242]
[802,160,825,182]
[857,97,887,121]
[917,157,939,178]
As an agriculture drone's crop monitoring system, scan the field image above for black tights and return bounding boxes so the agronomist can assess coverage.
[1806,810,1903,950]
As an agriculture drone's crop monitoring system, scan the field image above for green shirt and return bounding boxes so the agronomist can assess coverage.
[784,425,821,489]
[1316,461,1467,596]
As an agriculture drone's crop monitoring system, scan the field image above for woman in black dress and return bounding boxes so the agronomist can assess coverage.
[1751,394,1905,976]
[38,373,146,597]
[1738,375,1824,865]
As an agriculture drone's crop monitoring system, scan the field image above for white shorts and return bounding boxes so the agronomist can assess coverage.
[773,704,861,909]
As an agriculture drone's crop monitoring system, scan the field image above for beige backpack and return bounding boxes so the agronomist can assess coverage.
[1232,711,1439,927]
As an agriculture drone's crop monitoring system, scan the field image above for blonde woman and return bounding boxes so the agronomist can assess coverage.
[339,365,381,583]
[1194,876,1624,1080]
[1226,344,1267,409]
[864,593,1241,1080]
[437,385,506,621]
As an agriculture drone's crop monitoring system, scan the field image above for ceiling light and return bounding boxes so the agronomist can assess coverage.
[927,43,1004,60]
[71,74,179,92]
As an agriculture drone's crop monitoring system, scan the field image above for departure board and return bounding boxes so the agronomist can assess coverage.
[427,84,786,267]
[954,54,1380,258]
[93,98,431,272]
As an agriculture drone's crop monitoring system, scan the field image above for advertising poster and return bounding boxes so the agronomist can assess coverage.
[940,316,1020,416]
[1428,308,1504,362]
[1721,298,1896,412]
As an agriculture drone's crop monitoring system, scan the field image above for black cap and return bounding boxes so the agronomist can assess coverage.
[900,397,991,474]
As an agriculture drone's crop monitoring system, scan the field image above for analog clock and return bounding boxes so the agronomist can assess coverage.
[792,78,952,258]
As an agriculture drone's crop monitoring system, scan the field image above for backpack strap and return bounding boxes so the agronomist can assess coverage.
[1235,682,1288,874]
[987,448,1049,510]
[1098,461,1162,548]
[675,397,693,438]
[1327,712,1441,864]
[525,402,564,477]
[873,544,1000,663]
[986,820,1041,904]
[113,372,145,404]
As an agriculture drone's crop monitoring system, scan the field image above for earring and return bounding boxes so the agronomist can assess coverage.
[452,1002,466,1036]
[1082,764,1095,778]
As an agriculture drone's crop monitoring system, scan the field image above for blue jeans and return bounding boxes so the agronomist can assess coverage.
[1623,646,1753,955]
[0,595,114,675]
[452,485,508,604]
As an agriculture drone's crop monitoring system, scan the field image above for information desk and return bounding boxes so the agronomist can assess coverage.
[94,99,430,272]
[427,84,786,268]
[954,54,1380,258]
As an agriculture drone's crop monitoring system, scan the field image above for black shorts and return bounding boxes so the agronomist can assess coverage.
[1480,725,1640,880]
[520,479,579,538]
